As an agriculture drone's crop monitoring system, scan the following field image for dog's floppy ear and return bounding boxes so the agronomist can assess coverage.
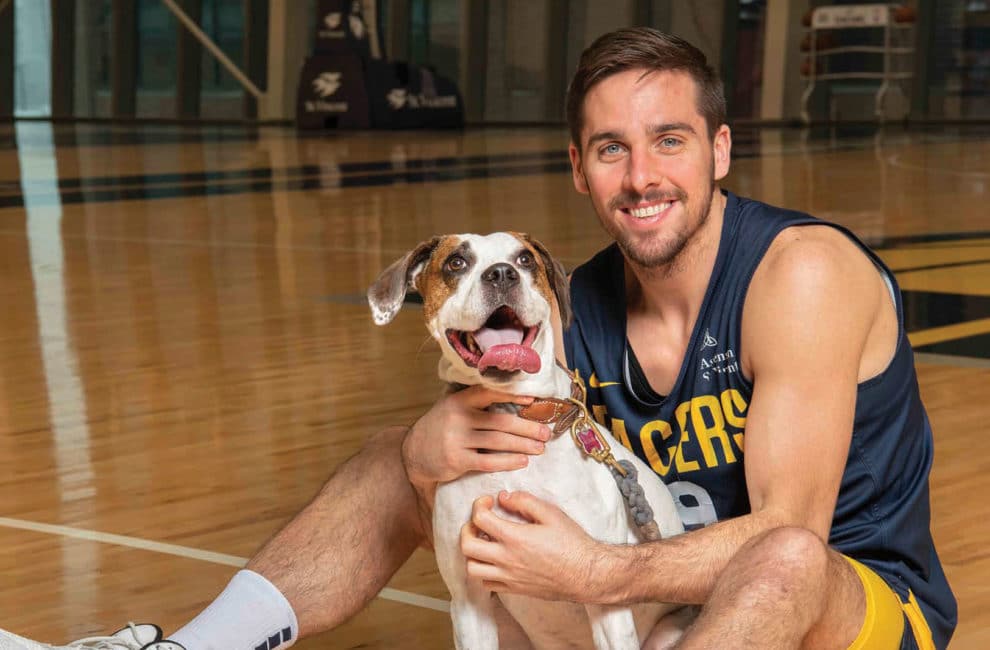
[367,237,441,325]
[516,233,572,329]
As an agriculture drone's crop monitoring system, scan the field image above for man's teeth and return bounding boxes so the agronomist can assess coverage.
[629,202,672,218]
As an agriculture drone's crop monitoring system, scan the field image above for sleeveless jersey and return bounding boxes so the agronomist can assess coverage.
[563,190,957,648]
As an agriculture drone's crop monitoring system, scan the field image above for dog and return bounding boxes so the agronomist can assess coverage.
[368,232,686,650]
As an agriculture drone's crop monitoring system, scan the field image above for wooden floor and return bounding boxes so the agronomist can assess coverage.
[0,121,988,648]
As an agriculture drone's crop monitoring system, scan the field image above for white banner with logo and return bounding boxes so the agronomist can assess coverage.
[811,4,891,29]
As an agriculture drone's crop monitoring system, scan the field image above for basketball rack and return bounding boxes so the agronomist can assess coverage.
[799,3,915,123]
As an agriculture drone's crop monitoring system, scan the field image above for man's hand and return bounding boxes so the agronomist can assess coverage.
[401,387,551,494]
[461,491,608,603]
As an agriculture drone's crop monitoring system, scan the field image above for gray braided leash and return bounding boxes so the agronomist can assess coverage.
[608,459,662,541]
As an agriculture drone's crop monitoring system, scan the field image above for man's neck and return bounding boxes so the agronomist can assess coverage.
[625,188,726,321]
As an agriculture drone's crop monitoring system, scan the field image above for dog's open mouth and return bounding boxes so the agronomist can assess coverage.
[446,306,541,374]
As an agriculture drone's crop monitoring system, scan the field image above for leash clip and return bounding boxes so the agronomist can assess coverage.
[567,397,628,477]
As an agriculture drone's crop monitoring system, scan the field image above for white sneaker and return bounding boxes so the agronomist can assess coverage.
[0,624,185,650]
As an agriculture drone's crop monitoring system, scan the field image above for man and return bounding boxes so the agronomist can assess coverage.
[456,27,956,650]
[2,27,955,650]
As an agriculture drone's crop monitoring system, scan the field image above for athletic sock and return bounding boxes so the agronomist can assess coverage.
[169,569,299,650]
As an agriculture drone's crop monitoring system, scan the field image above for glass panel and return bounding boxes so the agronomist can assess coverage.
[136,0,178,118]
[729,0,767,119]
[74,0,112,118]
[200,0,247,119]
[957,1,989,118]
[427,0,459,85]
[409,0,429,65]
[483,0,552,122]
[13,0,52,117]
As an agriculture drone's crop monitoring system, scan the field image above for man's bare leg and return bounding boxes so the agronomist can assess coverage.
[247,425,426,637]
[641,607,697,650]
[674,527,865,650]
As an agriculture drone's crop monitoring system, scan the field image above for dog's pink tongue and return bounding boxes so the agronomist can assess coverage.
[475,327,541,374]
[478,345,541,373]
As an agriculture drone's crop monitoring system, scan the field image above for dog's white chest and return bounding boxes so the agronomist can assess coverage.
[433,435,666,650]
[437,433,627,531]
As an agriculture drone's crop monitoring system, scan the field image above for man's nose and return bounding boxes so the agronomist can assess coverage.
[482,263,519,289]
[625,147,659,195]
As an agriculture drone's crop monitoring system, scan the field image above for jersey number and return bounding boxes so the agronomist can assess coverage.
[667,481,718,530]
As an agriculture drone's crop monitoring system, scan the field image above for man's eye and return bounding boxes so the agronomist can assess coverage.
[446,256,467,272]
[602,143,623,155]
[660,137,681,148]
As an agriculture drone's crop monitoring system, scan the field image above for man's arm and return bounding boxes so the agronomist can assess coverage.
[463,226,892,605]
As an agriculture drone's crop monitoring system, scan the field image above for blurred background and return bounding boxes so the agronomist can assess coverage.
[1,0,986,127]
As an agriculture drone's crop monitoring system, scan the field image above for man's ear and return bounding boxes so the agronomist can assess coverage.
[367,237,441,325]
[569,142,589,194]
[713,124,732,181]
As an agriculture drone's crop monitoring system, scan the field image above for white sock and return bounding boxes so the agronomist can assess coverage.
[169,569,299,650]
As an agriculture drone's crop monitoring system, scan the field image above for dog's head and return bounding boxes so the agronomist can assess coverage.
[368,232,571,393]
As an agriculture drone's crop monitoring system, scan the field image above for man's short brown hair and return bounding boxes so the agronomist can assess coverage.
[565,27,726,148]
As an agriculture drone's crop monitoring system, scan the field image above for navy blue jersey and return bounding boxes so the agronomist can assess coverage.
[563,190,956,648]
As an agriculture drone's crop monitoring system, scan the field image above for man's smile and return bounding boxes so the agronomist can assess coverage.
[622,200,677,220]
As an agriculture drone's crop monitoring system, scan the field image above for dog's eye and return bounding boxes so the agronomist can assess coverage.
[517,252,535,268]
[445,256,467,272]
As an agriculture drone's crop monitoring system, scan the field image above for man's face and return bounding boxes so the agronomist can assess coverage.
[568,68,731,269]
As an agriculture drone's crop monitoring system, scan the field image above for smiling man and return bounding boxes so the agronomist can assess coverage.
[459,28,957,650]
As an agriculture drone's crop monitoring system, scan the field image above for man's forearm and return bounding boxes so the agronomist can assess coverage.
[599,510,786,606]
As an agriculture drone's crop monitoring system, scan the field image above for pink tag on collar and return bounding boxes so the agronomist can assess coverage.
[576,427,603,454]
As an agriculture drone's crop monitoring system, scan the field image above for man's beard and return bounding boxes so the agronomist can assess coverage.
[599,181,714,269]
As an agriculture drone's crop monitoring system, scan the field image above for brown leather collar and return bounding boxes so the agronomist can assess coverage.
[517,364,586,435]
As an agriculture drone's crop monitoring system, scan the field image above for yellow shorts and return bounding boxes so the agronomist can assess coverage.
[844,557,935,650]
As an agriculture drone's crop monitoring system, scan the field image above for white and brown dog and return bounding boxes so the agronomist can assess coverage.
[368,232,685,650]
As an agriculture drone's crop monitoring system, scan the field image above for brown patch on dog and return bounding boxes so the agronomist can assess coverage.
[509,232,572,327]
[415,235,468,323]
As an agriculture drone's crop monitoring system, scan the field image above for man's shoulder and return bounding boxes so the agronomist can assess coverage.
[731,190,820,224]
[759,225,876,288]
[743,224,887,359]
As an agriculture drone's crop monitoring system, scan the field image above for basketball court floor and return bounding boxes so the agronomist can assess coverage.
[0,121,988,648]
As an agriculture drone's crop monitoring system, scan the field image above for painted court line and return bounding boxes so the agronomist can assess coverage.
[0,516,450,613]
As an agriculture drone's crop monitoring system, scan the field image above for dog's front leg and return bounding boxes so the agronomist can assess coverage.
[584,604,640,650]
[449,579,499,650]
[434,488,500,650]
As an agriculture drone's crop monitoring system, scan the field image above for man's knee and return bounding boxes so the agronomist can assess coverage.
[698,528,865,647]
[749,526,827,565]
[317,425,412,500]
[356,425,432,542]
[732,526,831,602]
[363,424,410,454]
[750,530,869,648]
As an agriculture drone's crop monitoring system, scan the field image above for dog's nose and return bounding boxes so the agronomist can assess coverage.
[482,263,519,289]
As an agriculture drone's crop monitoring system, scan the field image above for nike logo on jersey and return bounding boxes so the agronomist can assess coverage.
[589,372,620,388]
